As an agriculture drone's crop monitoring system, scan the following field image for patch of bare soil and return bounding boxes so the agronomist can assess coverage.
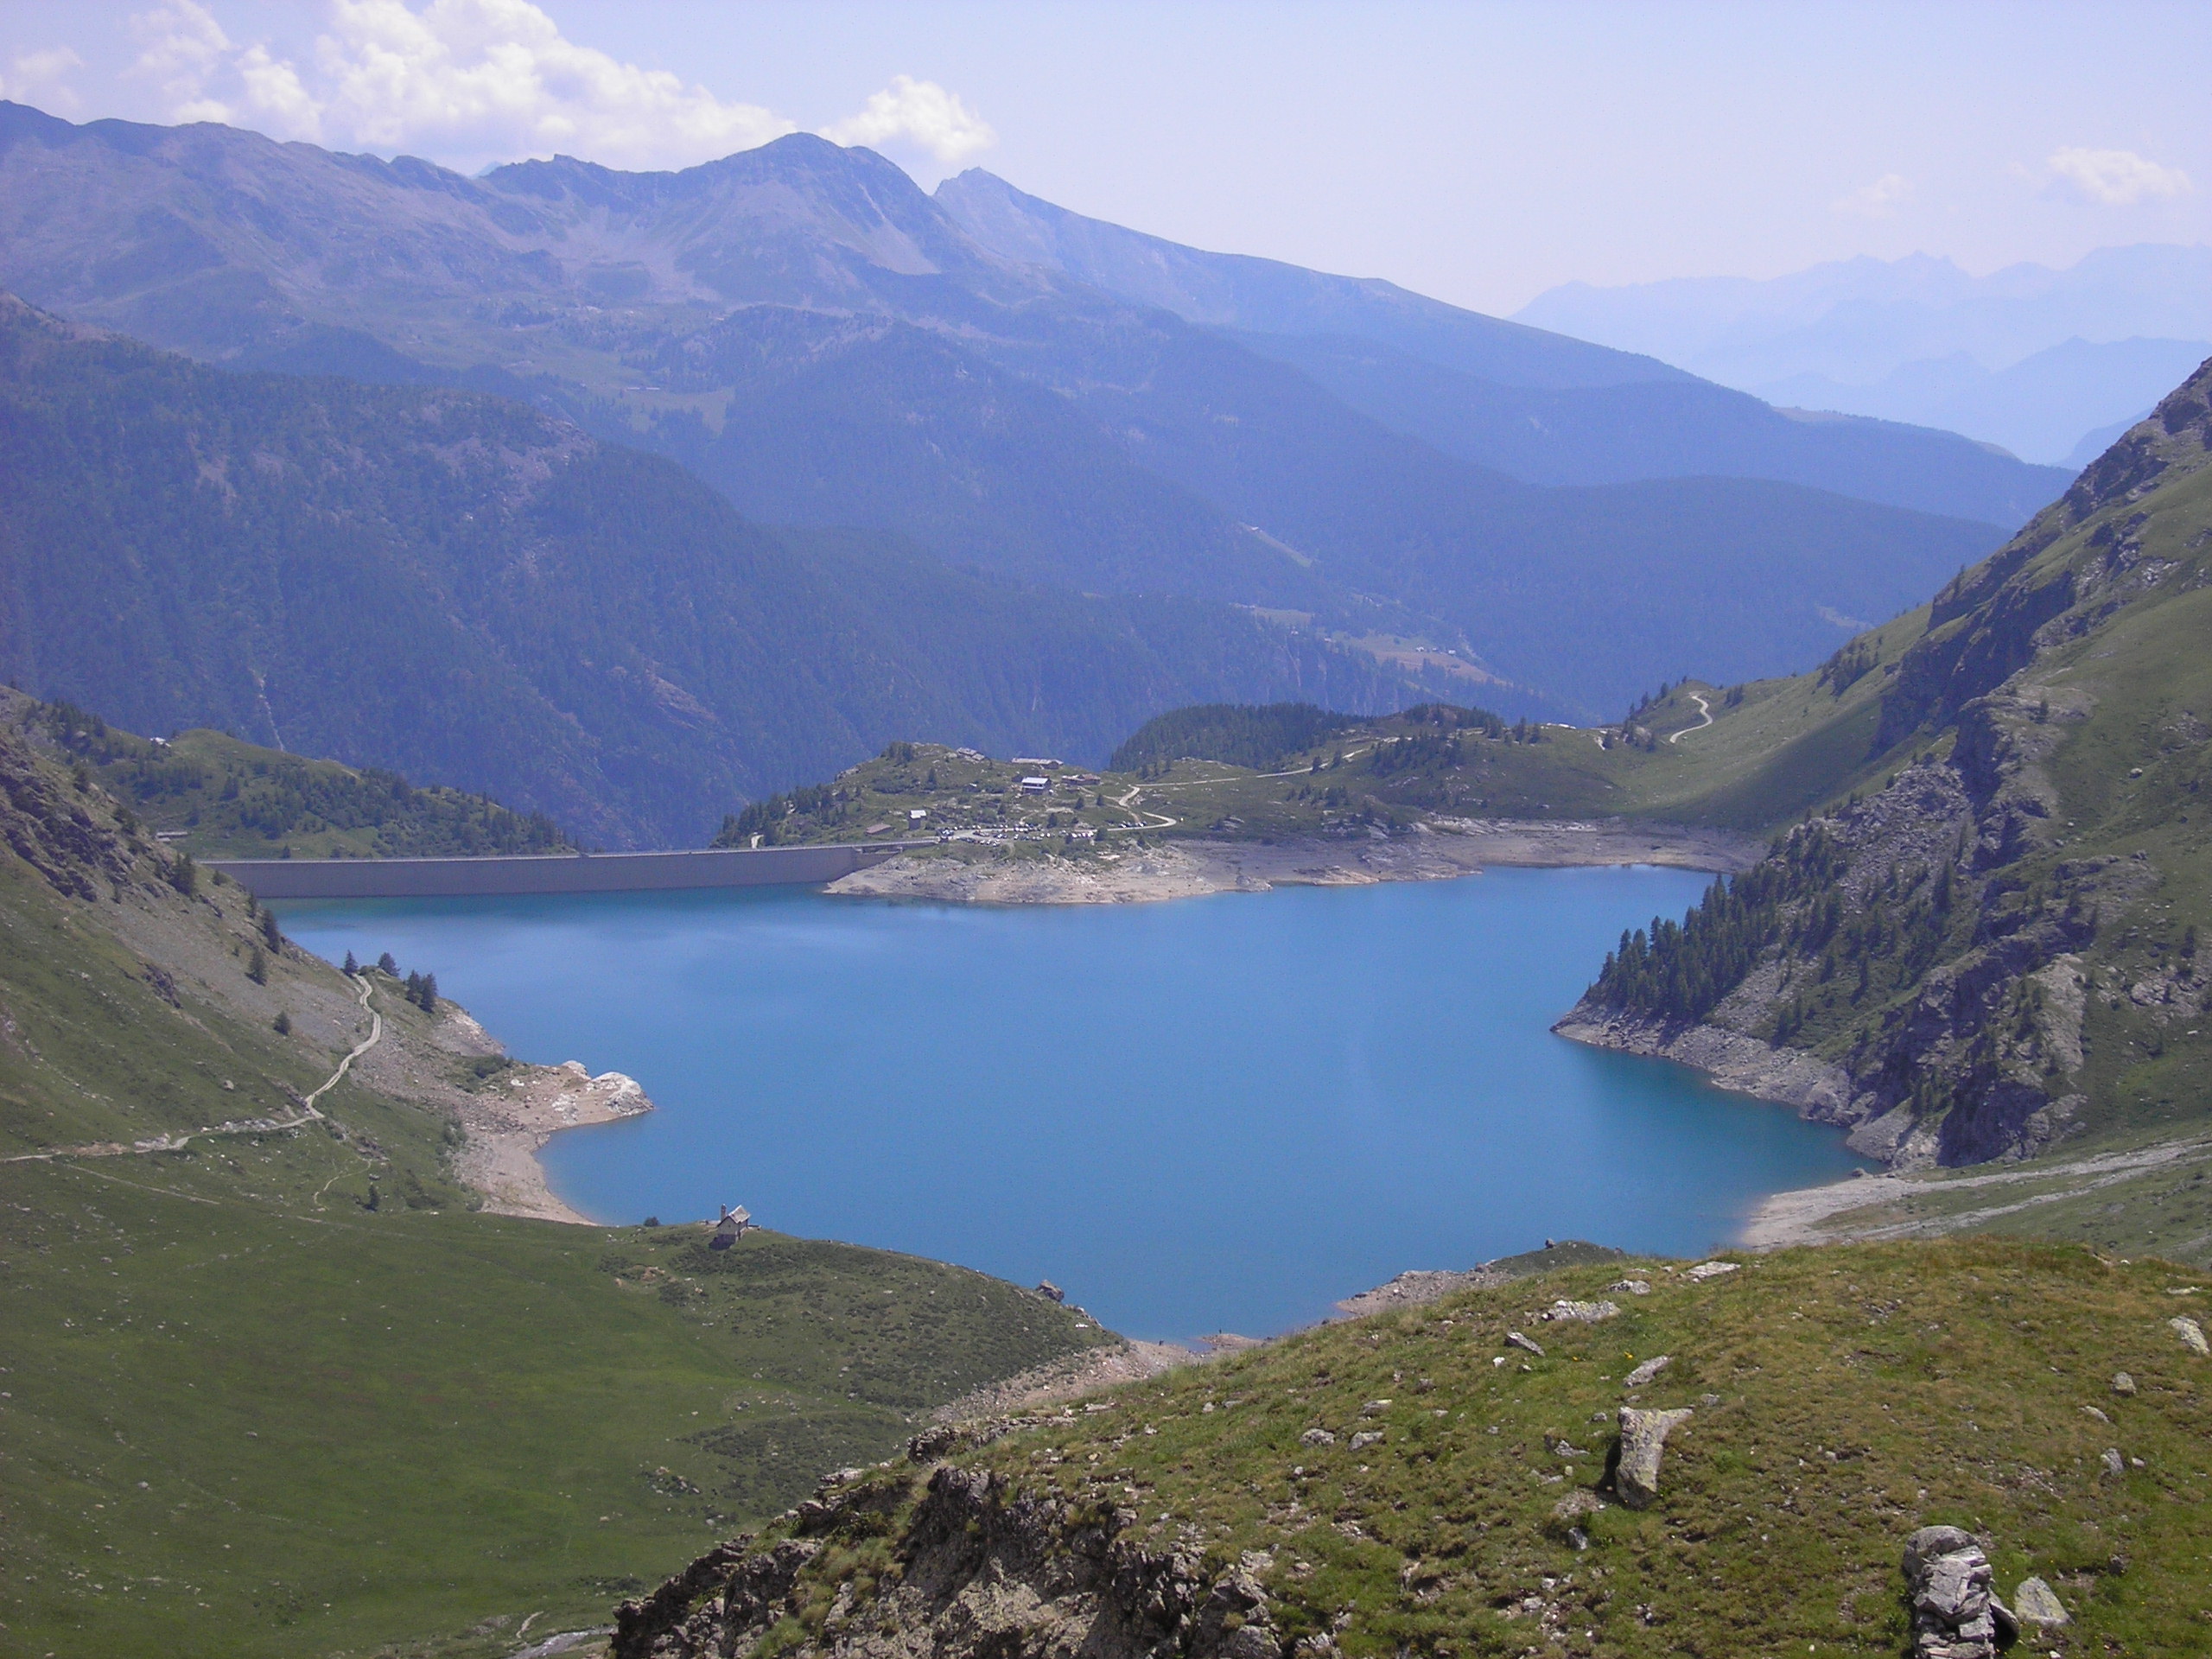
[443,1029,652,1224]
[826,821,1756,907]
[1743,1135,2212,1248]
[931,1337,1202,1421]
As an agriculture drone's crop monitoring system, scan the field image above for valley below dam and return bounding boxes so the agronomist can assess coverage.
[273,867,1869,1339]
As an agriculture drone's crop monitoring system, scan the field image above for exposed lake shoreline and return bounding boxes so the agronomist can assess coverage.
[824,818,1759,906]
[282,862,1860,1334]
[447,823,1758,1227]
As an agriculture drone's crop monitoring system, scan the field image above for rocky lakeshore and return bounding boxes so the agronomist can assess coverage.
[824,818,1758,906]
[1550,1003,1873,1139]
[452,1054,653,1224]
[404,1005,653,1224]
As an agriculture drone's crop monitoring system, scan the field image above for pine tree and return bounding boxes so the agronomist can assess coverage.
[167,852,197,896]
[378,951,398,976]
[260,908,282,950]
[419,973,438,1013]
[273,1011,291,1035]
[247,946,267,985]
[343,950,359,976]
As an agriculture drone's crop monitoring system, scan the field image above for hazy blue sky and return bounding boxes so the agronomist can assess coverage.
[3,1,2206,313]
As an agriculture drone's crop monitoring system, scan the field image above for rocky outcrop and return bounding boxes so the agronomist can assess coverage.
[613,1457,1291,1659]
[1611,1408,1691,1510]
[1328,1240,1626,1320]
[0,706,145,900]
[1549,1006,1858,1119]
[1622,1355,1670,1389]
[1901,1527,2018,1659]
[2011,1576,2069,1628]
[1542,1299,1619,1323]
[1560,660,2184,1170]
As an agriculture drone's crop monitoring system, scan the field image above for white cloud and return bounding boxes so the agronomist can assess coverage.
[107,4,999,178]
[0,45,86,113]
[2046,146,2192,206]
[119,0,797,169]
[128,1,237,123]
[236,42,323,141]
[821,73,996,164]
[305,0,792,169]
[1830,173,1910,219]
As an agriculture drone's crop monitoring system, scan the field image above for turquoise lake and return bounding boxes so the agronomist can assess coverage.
[274,867,1867,1340]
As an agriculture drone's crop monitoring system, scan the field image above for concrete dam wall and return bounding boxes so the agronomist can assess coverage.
[206,842,931,900]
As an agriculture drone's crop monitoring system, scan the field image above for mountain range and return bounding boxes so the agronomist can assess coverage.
[935,168,2071,518]
[1518,245,2212,463]
[0,296,1427,847]
[0,101,2060,738]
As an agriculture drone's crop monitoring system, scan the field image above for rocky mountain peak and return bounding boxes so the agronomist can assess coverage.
[2063,350,2212,518]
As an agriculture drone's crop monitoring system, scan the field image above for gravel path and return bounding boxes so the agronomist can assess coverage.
[5,973,381,1165]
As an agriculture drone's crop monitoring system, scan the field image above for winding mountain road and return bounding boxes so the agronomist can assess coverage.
[1108,743,1380,831]
[1669,692,1713,743]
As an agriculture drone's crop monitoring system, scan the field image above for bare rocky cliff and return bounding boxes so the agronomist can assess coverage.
[614,1438,1280,1659]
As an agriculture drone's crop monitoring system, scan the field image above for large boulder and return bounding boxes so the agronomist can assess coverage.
[2012,1577,2069,1627]
[1612,1408,1692,1509]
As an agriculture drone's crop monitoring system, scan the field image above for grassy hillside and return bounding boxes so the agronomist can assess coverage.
[20,691,570,859]
[708,708,1661,855]
[1561,359,2212,1189]
[703,675,1914,857]
[0,714,1106,1658]
[616,1238,2212,1659]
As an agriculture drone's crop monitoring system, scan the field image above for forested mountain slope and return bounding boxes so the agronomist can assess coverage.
[636,300,2009,716]
[932,166,1681,389]
[1558,356,2212,1171]
[0,104,2037,716]
[0,709,1109,1657]
[19,691,569,858]
[0,296,1426,846]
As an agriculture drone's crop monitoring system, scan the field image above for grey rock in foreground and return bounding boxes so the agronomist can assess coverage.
[2012,1576,2069,1627]
[1544,1299,1621,1323]
[1612,1407,1692,1509]
[1622,1354,1671,1389]
[1902,1527,2018,1659]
